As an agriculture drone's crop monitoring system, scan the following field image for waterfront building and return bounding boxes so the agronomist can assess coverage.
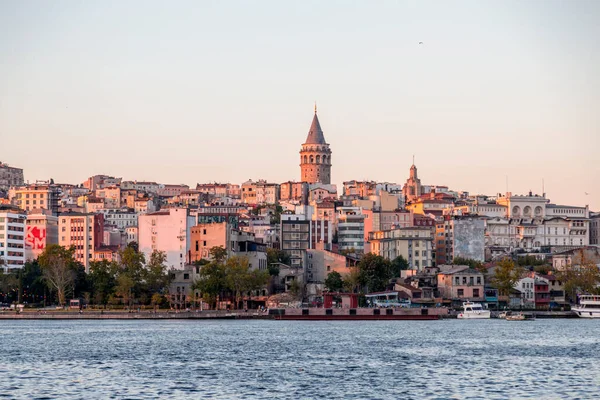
[58,212,104,271]
[0,206,26,271]
[368,226,434,270]
[437,265,485,303]
[138,208,196,270]
[25,209,58,260]
[300,107,332,184]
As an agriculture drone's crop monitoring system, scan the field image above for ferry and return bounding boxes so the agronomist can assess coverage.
[457,302,491,319]
[572,295,600,318]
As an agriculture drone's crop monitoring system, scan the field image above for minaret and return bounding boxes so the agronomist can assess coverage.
[300,105,332,184]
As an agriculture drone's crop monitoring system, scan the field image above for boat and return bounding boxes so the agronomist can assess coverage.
[457,302,491,319]
[497,311,508,319]
[506,312,526,321]
[572,295,600,318]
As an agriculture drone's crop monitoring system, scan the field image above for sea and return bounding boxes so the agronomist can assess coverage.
[1,319,599,399]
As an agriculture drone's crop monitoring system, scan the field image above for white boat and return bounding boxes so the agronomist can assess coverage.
[457,302,491,319]
[572,295,600,318]
[506,312,526,321]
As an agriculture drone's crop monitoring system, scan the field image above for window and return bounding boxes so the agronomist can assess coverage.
[473,289,480,297]
[457,289,464,297]
[476,277,481,284]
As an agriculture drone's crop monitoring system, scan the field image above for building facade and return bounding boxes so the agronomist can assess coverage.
[336,207,365,253]
[25,209,58,260]
[58,212,103,271]
[0,206,26,270]
[138,208,195,270]
[368,226,434,270]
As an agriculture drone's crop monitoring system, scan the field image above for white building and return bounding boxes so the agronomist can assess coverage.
[337,206,365,253]
[0,207,26,270]
[100,208,138,230]
[138,208,195,270]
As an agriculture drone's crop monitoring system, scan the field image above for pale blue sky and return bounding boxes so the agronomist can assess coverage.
[1,0,598,209]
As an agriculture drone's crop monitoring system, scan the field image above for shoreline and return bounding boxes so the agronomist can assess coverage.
[0,309,578,320]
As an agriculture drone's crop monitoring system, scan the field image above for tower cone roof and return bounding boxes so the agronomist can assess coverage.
[304,108,327,145]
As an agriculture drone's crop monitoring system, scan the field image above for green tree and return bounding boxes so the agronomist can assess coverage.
[391,256,410,277]
[492,258,524,296]
[19,260,45,304]
[117,245,145,305]
[557,250,600,302]
[88,260,117,306]
[210,246,228,263]
[342,267,361,293]
[144,250,171,295]
[266,248,291,266]
[38,245,80,306]
[357,253,392,293]
[0,270,19,304]
[224,256,251,309]
[192,261,226,309]
[288,278,303,300]
[115,274,135,308]
[324,271,344,292]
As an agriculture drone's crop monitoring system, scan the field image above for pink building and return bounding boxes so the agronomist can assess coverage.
[437,265,485,302]
[25,209,58,260]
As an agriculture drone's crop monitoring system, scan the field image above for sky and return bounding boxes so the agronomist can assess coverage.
[1,0,598,210]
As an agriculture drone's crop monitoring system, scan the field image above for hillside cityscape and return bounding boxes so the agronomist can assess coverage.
[1,109,599,310]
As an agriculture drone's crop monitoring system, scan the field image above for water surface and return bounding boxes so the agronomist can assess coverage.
[1,319,599,399]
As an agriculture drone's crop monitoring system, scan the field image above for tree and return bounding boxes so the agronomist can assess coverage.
[325,271,344,292]
[151,293,164,311]
[38,245,80,306]
[266,248,291,266]
[556,249,600,302]
[224,256,251,309]
[343,267,361,293]
[19,260,45,305]
[88,260,117,306]
[192,261,226,310]
[391,256,409,277]
[116,245,145,305]
[210,246,228,263]
[288,278,303,300]
[357,253,392,293]
[115,274,135,308]
[0,270,19,304]
[144,250,171,295]
[492,258,524,296]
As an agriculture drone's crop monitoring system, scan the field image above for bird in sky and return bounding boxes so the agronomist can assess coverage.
[419,41,424,45]
[585,192,590,195]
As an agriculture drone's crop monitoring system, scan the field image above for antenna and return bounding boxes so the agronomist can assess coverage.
[542,178,545,196]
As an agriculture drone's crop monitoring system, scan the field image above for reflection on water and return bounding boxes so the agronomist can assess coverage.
[1,319,599,399]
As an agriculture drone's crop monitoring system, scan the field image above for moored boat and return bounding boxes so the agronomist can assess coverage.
[457,302,491,319]
[572,295,600,318]
[506,312,526,321]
